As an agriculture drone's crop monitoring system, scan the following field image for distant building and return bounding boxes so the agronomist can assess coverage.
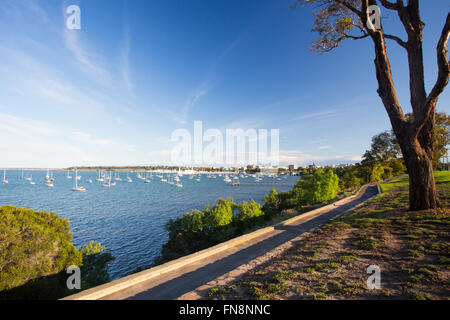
[261,167,278,175]
[288,165,295,171]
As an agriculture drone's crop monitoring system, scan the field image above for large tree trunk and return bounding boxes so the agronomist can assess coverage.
[368,15,445,212]
[403,147,440,211]
[399,103,440,211]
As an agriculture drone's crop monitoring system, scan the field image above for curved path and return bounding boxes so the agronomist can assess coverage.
[100,185,379,300]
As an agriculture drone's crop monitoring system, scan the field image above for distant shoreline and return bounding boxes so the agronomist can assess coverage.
[3,166,292,174]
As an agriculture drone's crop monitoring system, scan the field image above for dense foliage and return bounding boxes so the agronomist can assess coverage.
[0,206,81,293]
[79,240,115,290]
[159,198,265,262]
[276,169,340,210]
[0,206,114,299]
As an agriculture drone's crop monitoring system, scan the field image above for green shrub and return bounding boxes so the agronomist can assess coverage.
[0,206,82,293]
[79,241,115,290]
[235,200,264,232]
[298,169,340,205]
[262,188,281,219]
[205,199,234,229]
[278,169,340,209]
[159,198,266,262]
[0,206,114,299]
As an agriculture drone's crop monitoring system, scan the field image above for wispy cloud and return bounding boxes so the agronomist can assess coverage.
[26,0,49,23]
[0,112,56,138]
[121,22,133,93]
[183,82,211,120]
[1,0,49,23]
[168,25,252,124]
[278,150,360,166]
[63,29,111,85]
[0,112,91,167]
[294,110,338,121]
[169,81,212,124]
[0,46,109,115]
[71,131,113,145]
[318,145,330,150]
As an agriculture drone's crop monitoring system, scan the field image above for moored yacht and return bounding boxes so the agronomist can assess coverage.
[72,168,86,192]
[2,169,8,184]
[102,172,114,188]
[96,170,105,182]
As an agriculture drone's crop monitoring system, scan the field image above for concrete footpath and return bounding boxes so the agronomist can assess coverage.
[91,184,379,300]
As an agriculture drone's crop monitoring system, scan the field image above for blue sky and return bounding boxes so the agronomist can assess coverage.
[0,0,449,168]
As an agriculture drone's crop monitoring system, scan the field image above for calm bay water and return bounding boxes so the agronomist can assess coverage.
[0,170,298,280]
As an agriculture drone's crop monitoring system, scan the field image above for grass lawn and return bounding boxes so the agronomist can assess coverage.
[204,172,450,300]
[381,171,450,193]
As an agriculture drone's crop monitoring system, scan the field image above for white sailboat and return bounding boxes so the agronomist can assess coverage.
[96,170,104,182]
[67,171,72,179]
[72,168,86,192]
[2,169,8,184]
[127,172,132,183]
[144,172,151,183]
[102,172,113,188]
[29,174,35,185]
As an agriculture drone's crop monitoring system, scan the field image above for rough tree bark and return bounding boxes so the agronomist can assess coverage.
[358,0,449,210]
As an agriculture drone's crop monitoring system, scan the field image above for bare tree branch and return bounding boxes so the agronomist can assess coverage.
[345,33,370,40]
[335,0,362,16]
[378,0,401,11]
[354,0,409,132]
[426,13,450,112]
[412,13,450,138]
[384,33,408,48]
[390,0,427,121]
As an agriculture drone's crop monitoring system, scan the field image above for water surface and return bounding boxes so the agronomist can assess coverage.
[0,170,298,279]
